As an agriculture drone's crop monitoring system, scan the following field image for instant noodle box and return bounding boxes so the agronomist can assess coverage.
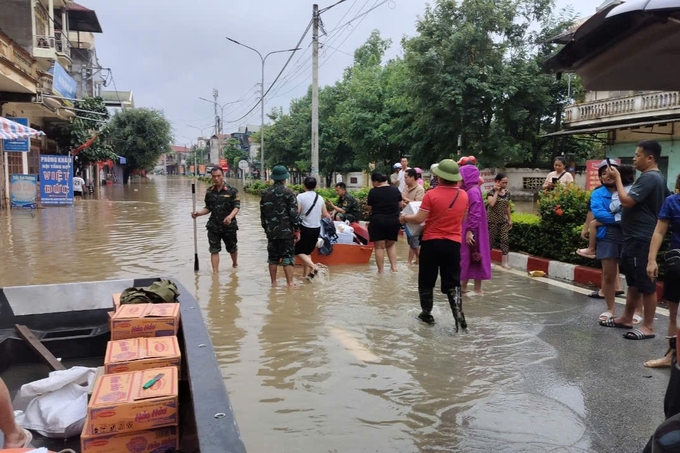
[402,201,423,237]
[86,366,178,436]
[110,303,180,340]
[104,337,181,374]
[81,424,179,453]
[112,293,121,312]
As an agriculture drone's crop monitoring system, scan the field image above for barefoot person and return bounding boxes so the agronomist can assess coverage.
[401,168,425,265]
[400,159,469,330]
[600,140,669,340]
[0,378,32,448]
[191,167,240,273]
[296,176,330,281]
[646,173,680,367]
[367,171,402,273]
[261,165,301,287]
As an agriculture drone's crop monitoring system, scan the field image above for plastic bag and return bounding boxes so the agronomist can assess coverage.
[13,366,97,438]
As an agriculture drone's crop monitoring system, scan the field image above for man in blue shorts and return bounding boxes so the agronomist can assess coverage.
[601,140,670,340]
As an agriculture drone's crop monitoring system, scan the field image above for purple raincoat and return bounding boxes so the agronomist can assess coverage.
[460,165,492,281]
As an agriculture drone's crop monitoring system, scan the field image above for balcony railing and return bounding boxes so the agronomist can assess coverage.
[0,30,39,80]
[564,91,680,125]
[55,35,71,57]
[34,35,56,50]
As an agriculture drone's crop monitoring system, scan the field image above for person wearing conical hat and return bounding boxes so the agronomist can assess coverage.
[400,159,469,331]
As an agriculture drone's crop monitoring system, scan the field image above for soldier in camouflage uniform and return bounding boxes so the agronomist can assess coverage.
[191,167,240,273]
[260,165,301,287]
[328,182,360,223]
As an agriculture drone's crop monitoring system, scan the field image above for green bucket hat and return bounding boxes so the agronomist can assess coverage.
[271,165,290,181]
[432,159,462,182]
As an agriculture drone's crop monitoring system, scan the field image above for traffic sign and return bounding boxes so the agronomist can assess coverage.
[238,160,249,170]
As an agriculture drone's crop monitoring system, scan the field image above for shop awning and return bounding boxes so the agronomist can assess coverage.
[543,118,677,137]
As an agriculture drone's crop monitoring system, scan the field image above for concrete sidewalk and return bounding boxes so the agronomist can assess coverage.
[489,265,670,452]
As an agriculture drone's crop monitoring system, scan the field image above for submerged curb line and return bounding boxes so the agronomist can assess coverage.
[490,249,665,299]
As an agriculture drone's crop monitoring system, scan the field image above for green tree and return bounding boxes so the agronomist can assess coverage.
[49,96,115,164]
[107,108,173,171]
[222,138,247,173]
[402,0,578,166]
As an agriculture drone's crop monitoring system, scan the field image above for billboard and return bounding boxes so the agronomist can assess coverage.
[40,155,73,205]
[10,174,37,208]
[49,61,77,106]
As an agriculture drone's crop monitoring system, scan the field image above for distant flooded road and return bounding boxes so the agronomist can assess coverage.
[0,176,666,452]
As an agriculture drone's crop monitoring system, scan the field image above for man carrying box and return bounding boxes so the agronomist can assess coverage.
[401,168,425,265]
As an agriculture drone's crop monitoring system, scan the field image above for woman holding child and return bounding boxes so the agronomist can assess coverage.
[577,160,636,322]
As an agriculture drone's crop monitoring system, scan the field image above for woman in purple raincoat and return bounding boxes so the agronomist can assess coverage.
[460,165,492,295]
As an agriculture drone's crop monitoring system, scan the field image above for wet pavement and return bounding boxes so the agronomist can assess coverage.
[0,176,670,452]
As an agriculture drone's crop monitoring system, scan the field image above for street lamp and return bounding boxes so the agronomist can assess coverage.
[226,36,300,182]
[197,98,242,137]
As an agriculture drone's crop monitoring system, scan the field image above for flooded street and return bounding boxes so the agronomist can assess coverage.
[0,177,667,452]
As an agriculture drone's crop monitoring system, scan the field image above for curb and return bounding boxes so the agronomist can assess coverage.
[491,249,664,299]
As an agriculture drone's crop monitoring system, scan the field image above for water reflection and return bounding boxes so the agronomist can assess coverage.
[0,177,658,452]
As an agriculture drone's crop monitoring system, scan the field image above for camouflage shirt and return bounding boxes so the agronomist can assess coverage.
[260,182,300,239]
[204,184,240,232]
[338,193,360,220]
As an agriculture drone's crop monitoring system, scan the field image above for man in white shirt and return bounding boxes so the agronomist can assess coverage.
[73,172,86,199]
[398,156,409,192]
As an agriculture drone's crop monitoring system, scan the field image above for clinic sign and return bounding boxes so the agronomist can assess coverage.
[3,117,30,152]
[40,155,73,205]
[10,174,37,208]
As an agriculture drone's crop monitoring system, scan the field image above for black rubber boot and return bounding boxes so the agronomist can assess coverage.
[447,287,467,332]
[418,289,435,324]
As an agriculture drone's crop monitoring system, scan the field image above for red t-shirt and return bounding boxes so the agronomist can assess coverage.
[419,186,469,242]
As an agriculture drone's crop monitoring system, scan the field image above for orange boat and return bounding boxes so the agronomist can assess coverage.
[297,222,374,266]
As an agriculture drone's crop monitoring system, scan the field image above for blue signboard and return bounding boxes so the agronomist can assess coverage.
[39,155,73,205]
[3,117,30,152]
[49,61,77,106]
[10,174,37,208]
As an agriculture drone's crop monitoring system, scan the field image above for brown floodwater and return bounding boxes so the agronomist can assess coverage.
[0,176,638,452]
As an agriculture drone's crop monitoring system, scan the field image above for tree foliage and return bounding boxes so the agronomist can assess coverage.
[107,108,173,171]
[263,0,594,173]
[50,96,115,164]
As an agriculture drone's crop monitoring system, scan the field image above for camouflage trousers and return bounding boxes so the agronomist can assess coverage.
[267,238,295,266]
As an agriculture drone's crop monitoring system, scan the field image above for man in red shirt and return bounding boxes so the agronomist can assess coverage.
[400,159,469,330]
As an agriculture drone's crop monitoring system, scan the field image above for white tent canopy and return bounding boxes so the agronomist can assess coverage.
[0,117,45,140]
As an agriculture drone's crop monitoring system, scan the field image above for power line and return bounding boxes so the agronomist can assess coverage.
[223,18,314,125]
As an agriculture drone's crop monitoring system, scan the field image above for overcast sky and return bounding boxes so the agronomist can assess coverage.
[82,0,595,147]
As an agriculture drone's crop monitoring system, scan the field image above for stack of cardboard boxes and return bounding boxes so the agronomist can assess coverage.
[81,294,182,453]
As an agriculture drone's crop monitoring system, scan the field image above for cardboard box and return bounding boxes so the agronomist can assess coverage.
[110,303,180,340]
[112,293,121,312]
[86,366,178,435]
[105,337,181,374]
[402,201,423,237]
[81,423,178,453]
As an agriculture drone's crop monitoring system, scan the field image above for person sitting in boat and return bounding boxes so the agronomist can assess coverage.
[0,378,32,448]
[328,182,360,224]
[296,176,331,281]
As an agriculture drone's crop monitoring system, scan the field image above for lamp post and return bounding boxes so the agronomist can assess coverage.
[197,98,242,137]
[186,124,214,165]
[226,37,300,182]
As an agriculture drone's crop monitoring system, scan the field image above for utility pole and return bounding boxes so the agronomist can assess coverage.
[311,4,320,179]
[213,88,219,136]
[260,63,265,182]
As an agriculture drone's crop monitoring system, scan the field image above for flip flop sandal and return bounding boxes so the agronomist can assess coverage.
[633,314,643,325]
[588,291,605,299]
[623,328,656,340]
[599,318,633,329]
[599,311,614,321]
[576,249,597,259]
[615,291,625,297]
